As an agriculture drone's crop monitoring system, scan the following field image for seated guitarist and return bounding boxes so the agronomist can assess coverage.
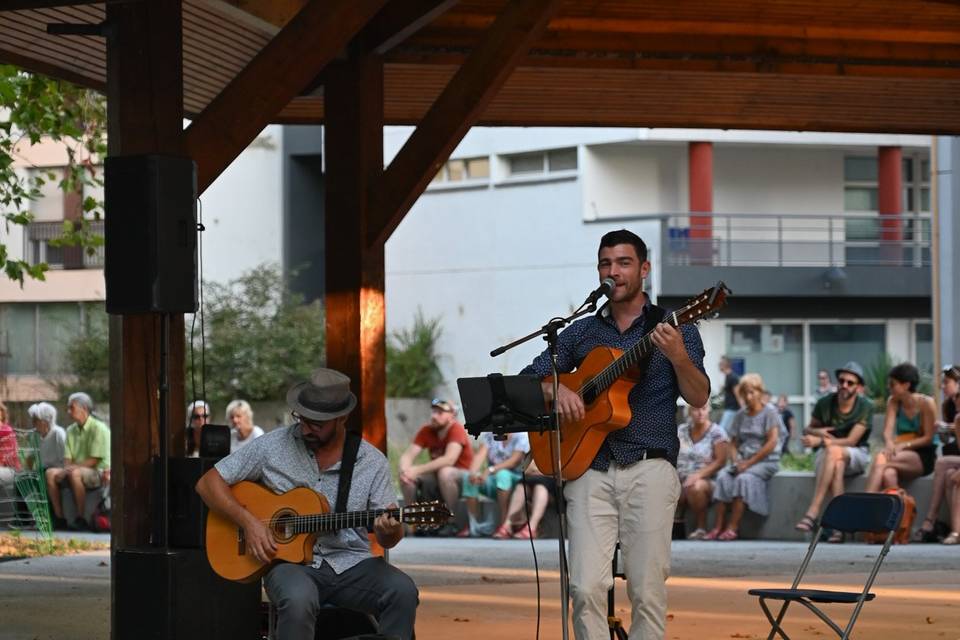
[521,229,710,640]
[196,368,418,640]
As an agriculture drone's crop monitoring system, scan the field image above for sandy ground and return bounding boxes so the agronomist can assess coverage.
[1,537,958,639]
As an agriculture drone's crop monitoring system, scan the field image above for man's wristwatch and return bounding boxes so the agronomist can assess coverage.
[487,465,495,474]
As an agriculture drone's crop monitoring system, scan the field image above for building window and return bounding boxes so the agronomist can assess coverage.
[24,220,104,269]
[504,147,578,177]
[726,324,804,397]
[431,156,490,184]
[0,302,98,376]
[809,324,886,390]
[914,322,933,375]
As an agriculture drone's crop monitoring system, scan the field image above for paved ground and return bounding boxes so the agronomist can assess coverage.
[1,532,959,639]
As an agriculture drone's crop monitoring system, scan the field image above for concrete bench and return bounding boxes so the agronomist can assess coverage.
[686,471,939,540]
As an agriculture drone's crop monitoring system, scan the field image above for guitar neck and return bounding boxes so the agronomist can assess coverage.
[289,507,401,535]
[587,311,681,396]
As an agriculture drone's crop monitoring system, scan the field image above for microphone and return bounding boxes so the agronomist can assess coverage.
[585,277,616,305]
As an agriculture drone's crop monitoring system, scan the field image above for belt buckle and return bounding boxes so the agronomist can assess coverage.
[639,449,649,461]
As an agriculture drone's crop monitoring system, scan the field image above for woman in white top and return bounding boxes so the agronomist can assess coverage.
[225,399,264,452]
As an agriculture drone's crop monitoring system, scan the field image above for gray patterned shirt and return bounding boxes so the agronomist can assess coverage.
[215,424,395,574]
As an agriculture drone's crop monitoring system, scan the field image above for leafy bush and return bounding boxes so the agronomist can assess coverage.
[863,353,934,411]
[386,308,443,398]
[780,452,815,472]
[57,302,109,403]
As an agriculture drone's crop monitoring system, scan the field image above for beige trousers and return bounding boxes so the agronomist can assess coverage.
[565,458,680,640]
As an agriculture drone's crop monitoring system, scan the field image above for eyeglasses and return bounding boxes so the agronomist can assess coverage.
[191,413,209,420]
[837,377,859,388]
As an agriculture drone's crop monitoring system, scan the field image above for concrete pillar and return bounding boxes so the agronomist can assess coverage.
[878,145,903,263]
[936,137,960,365]
[688,141,713,265]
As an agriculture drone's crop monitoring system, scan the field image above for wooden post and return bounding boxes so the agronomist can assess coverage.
[324,54,387,452]
[104,0,186,625]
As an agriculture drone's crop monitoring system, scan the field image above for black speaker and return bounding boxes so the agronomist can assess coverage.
[104,154,198,314]
[169,456,216,549]
[200,424,231,459]
[114,547,260,640]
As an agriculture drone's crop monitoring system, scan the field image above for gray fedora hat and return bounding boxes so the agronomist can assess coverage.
[835,361,866,385]
[286,368,357,421]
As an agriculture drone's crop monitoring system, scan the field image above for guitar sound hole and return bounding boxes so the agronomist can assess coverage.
[582,387,596,406]
[271,508,298,543]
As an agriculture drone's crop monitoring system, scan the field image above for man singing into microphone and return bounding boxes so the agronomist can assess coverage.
[522,229,709,640]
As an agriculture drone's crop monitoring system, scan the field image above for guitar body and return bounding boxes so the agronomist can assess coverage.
[530,346,639,480]
[206,481,329,583]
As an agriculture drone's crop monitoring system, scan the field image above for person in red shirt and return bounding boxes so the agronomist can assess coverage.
[398,399,473,528]
[0,401,21,487]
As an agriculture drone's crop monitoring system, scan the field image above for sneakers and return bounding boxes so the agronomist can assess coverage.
[51,515,68,531]
[68,517,89,532]
[455,525,471,538]
[686,528,707,540]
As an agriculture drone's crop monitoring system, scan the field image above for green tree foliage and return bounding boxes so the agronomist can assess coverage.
[386,308,443,397]
[188,264,325,407]
[57,302,110,403]
[863,353,933,410]
[0,65,106,284]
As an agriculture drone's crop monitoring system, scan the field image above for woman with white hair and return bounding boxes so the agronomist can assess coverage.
[28,402,66,470]
[225,399,263,452]
[185,400,211,457]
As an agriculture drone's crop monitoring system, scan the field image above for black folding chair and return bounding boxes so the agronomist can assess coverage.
[747,492,903,640]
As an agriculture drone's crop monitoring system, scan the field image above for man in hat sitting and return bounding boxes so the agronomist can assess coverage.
[196,368,418,640]
[793,361,873,539]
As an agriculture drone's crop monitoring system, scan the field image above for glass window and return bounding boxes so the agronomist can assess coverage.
[726,324,804,396]
[431,167,445,184]
[844,187,878,211]
[38,303,81,374]
[447,159,466,181]
[844,157,877,182]
[466,157,490,179]
[810,324,886,391]
[508,152,544,175]
[915,323,933,375]
[1,305,37,374]
[547,148,578,172]
[902,158,914,182]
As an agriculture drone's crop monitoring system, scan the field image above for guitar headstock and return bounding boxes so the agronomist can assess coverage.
[674,281,731,325]
[400,500,453,526]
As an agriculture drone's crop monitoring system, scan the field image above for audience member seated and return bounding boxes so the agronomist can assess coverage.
[676,402,729,540]
[865,362,937,494]
[500,461,555,540]
[944,459,960,544]
[225,399,264,452]
[397,399,472,534]
[185,400,211,457]
[914,365,960,542]
[0,401,20,487]
[706,373,782,541]
[458,430,529,538]
[45,392,110,531]
[793,362,872,541]
[26,402,66,470]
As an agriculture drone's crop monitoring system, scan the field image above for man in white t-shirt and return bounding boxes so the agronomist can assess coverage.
[457,431,530,537]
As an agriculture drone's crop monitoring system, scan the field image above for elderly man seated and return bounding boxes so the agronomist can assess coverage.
[27,402,67,471]
[45,392,110,531]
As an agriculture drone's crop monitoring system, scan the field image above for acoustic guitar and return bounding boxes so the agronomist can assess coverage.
[529,282,730,480]
[206,481,451,582]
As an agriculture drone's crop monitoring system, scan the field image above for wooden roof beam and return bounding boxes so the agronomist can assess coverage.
[184,0,387,192]
[368,0,562,247]
[0,0,128,10]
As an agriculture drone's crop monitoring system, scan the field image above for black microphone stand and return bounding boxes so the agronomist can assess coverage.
[490,296,600,640]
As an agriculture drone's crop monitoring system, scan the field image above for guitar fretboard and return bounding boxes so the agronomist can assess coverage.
[579,310,681,402]
[277,507,403,535]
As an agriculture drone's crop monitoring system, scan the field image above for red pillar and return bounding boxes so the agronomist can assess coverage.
[878,145,903,263]
[688,141,713,264]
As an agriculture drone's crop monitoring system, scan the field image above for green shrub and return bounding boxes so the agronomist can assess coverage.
[386,308,443,398]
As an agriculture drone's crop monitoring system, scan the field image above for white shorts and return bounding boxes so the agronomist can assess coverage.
[815,446,870,477]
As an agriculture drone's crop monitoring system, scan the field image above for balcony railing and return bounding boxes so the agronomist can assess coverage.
[25,220,104,269]
[663,212,930,268]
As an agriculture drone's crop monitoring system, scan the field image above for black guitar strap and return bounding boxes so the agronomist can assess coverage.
[633,303,667,382]
[335,428,363,514]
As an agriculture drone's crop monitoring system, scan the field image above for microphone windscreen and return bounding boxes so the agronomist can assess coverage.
[600,277,616,296]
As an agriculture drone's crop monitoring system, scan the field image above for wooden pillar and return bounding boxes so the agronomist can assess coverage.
[105,0,187,611]
[324,54,387,452]
[688,141,713,265]
[879,145,903,263]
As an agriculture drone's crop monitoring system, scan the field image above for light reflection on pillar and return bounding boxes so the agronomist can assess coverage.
[360,284,386,453]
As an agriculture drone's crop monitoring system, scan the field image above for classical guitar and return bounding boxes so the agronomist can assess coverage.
[206,481,451,583]
[529,281,731,480]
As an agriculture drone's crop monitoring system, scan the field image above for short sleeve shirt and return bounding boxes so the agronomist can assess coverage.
[215,424,395,574]
[811,393,872,447]
[676,422,728,478]
[413,421,473,469]
[230,425,264,452]
[480,431,530,468]
[65,416,110,470]
[40,425,67,469]
[728,404,782,462]
[723,373,741,410]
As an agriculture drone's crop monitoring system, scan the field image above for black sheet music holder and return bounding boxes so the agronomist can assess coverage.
[457,373,552,440]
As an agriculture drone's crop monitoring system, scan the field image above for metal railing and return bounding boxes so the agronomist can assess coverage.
[24,220,104,269]
[663,212,931,268]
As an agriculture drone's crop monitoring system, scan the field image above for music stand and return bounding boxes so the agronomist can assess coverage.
[457,374,552,440]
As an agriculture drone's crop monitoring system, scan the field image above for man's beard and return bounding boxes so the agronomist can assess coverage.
[837,387,854,402]
[302,426,336,451]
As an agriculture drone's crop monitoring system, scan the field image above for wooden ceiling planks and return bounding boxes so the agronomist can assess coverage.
[4,0,960,132]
